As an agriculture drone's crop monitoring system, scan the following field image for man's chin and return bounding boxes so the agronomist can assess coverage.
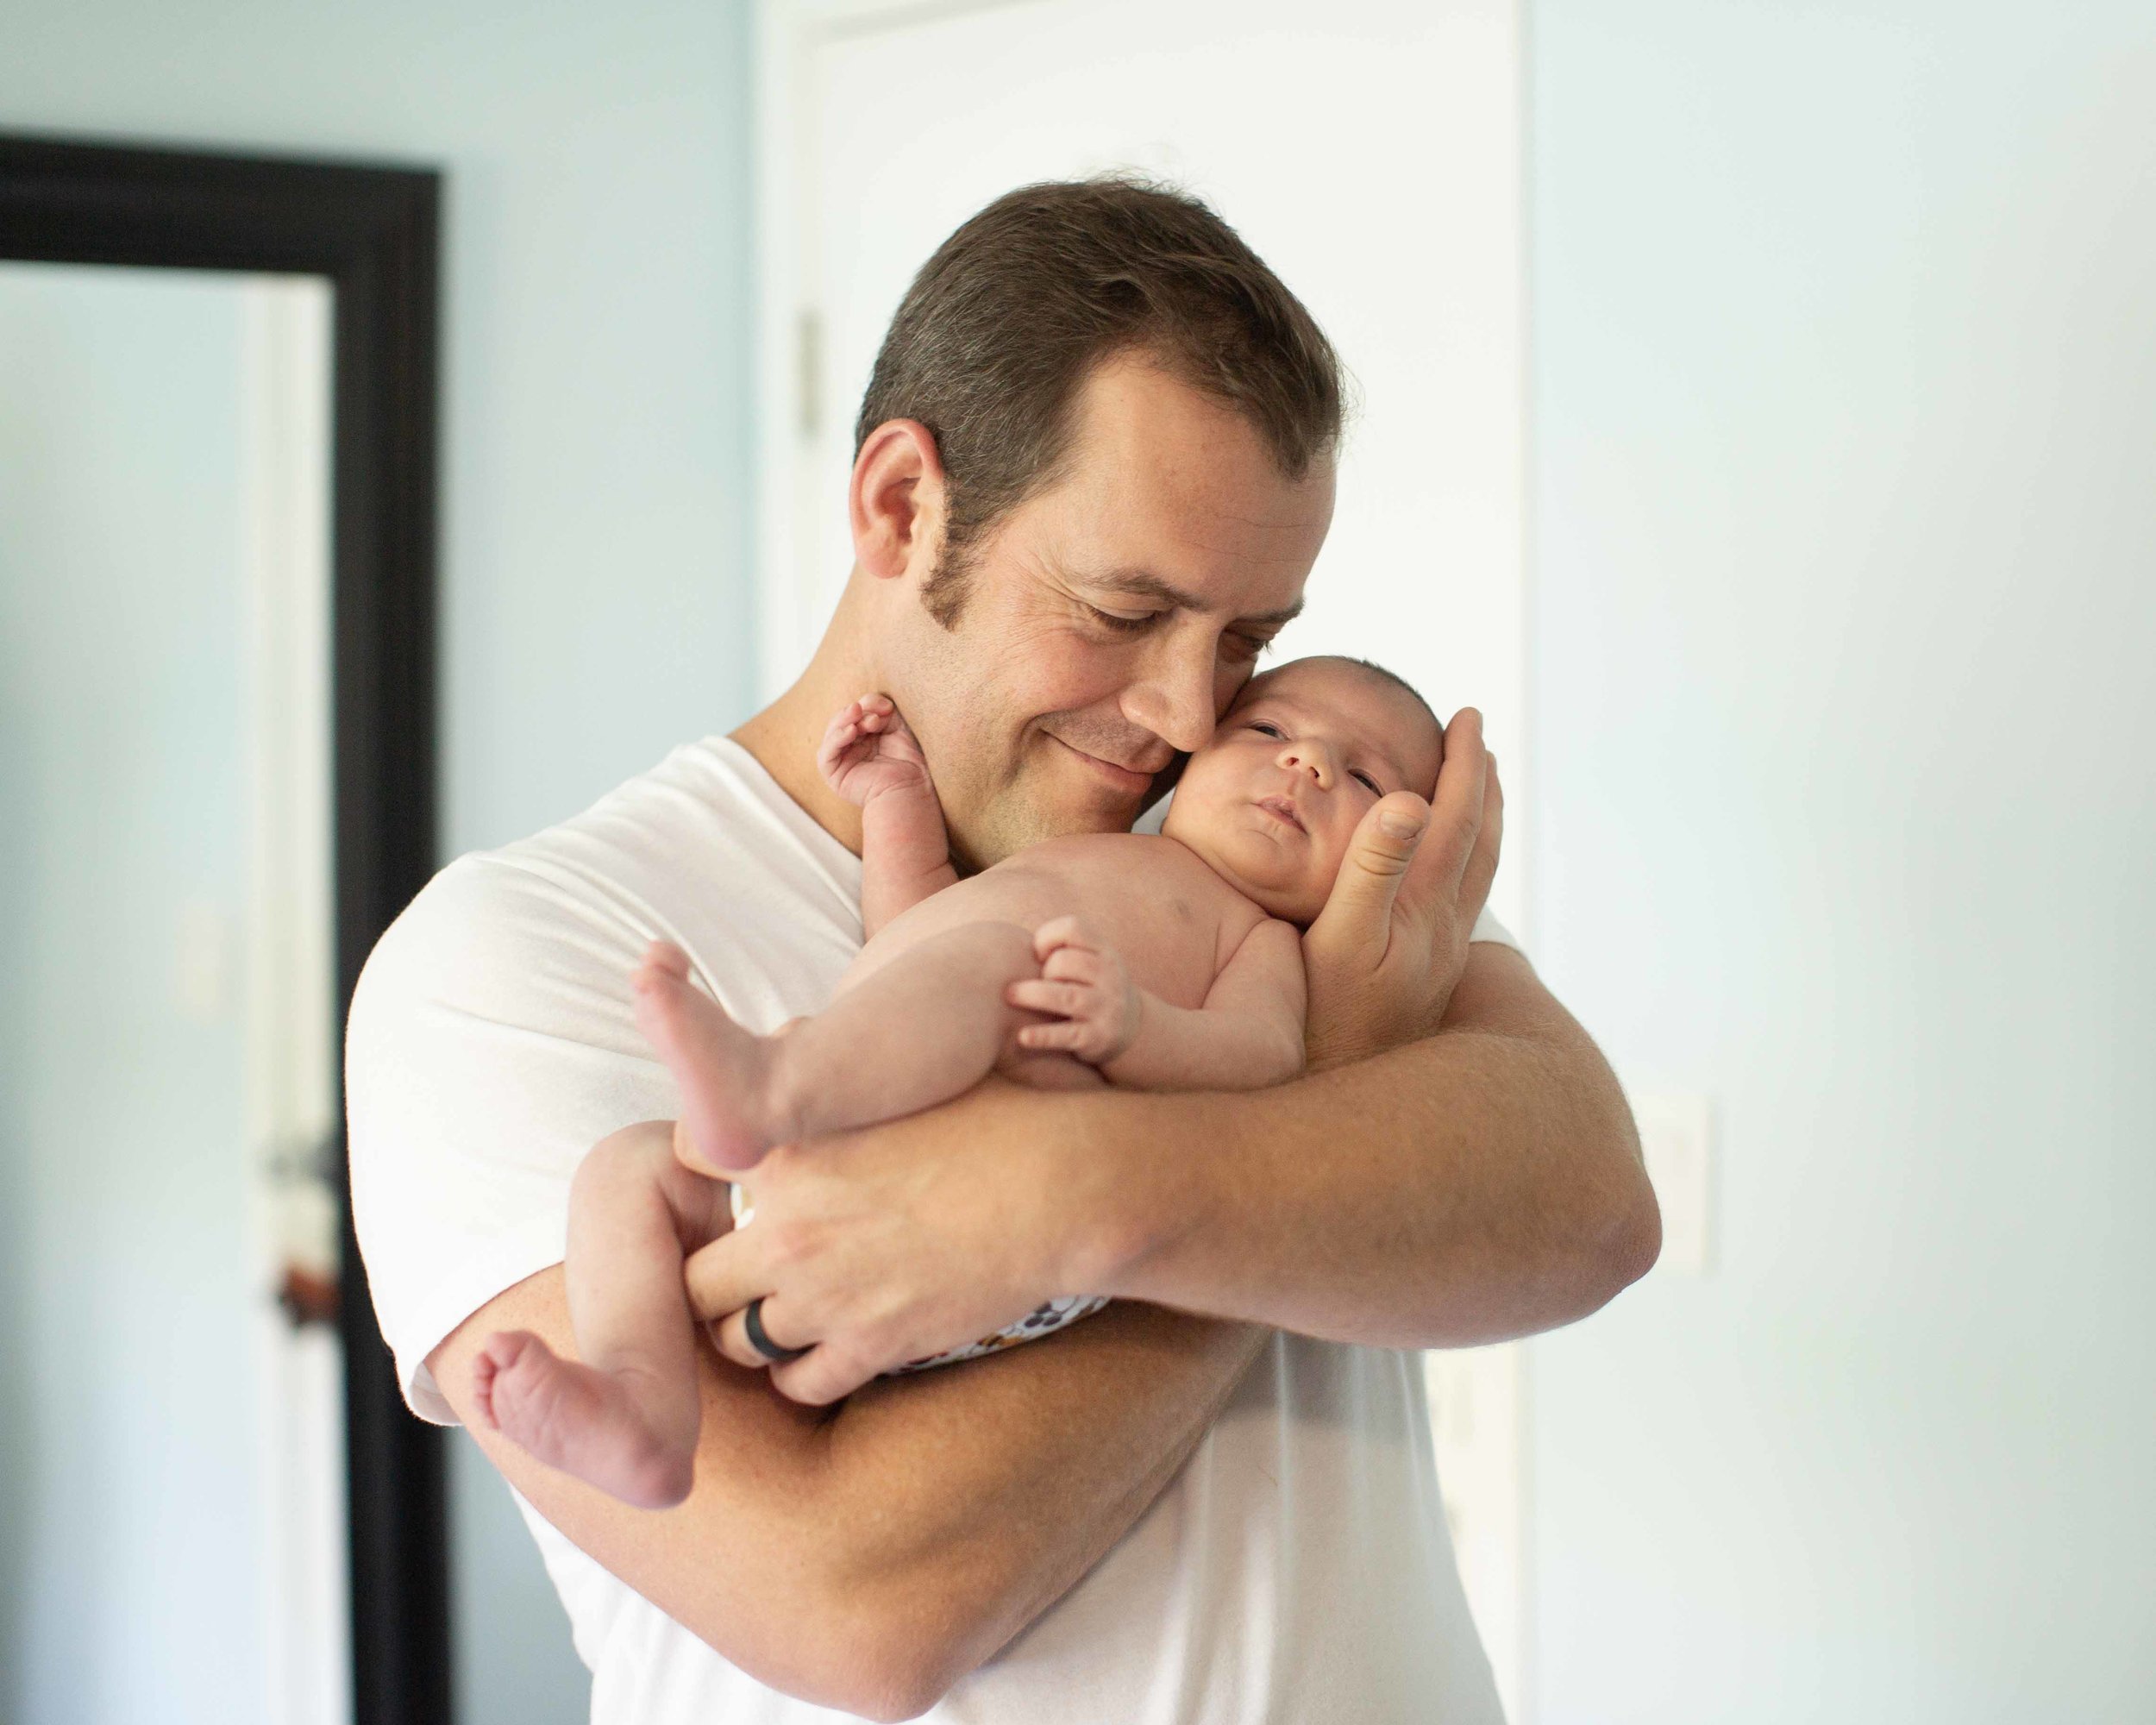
[956,768,1149,868]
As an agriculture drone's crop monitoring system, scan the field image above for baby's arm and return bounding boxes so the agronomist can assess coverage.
[1008,916,1307,1093]
[819,695,959,938]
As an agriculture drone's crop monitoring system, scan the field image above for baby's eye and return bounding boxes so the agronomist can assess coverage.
[1351,770,1382,794]
[1246,721,1284,738]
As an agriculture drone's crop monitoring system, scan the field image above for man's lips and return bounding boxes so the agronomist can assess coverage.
[1256,794,1307,833]
[1050,735,1169,794]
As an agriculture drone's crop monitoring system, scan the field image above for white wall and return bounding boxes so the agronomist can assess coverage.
[3,7,759,1722]
[14,3,2156,1719]
[1526,3,2156,1720]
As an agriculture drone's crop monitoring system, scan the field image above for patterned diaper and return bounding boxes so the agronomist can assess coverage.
[887,1294,1111,1373]
[727,1182,1108,1373]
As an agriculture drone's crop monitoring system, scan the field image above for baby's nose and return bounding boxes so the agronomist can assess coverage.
[1277,741,1331,784]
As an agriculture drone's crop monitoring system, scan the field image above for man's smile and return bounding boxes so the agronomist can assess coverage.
[1047,732,1169,795]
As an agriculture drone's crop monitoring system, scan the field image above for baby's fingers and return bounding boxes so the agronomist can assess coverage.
[816,713,861,763]
[1017,1021,1092,1052]
[1033,913,1100,961]
[1006,978,1094,1019]
[1041,945,1101,986]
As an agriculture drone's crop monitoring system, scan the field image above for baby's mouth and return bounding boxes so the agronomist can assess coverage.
[1256,795,1307,834]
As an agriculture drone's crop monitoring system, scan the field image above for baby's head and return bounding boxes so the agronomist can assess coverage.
[1161,655,1445,925]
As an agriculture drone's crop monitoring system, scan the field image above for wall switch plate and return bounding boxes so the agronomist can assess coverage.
[173,897,234,1024]
[1628,1089,1714,1276]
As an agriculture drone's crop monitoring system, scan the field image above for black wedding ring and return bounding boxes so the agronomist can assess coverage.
[743,1296,809,1364]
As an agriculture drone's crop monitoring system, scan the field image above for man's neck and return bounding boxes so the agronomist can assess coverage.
[729,592,877,857]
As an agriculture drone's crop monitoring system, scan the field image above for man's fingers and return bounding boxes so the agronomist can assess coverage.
[713,1291,873,1405]
[711,1308,769,1371]
[711,1295,812,1372]
[1394,707,1489,921]
[1458,750,1503,924]
[1305,790,1430,955]
[771,1342,873,1407]
[683,1226,769,1326]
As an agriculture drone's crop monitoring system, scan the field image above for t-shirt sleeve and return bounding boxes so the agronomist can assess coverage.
[344,853,677,1425]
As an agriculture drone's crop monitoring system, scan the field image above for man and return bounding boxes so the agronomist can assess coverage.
[348,179,1658,1723]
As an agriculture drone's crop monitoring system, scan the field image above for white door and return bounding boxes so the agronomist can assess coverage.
[755,0,1530,1713]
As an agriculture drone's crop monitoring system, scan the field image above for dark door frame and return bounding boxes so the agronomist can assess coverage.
[0,131,448,1725]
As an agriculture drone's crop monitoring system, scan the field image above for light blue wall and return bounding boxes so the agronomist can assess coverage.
[0,263,266,1725]
[3,0,759,855]
[1527,3,2156,1720]
[3,8,757,1722]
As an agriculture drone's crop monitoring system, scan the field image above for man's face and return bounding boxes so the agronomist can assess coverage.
[881,354,1336,869]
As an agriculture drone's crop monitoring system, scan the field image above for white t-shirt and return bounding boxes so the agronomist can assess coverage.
[347,736,1514,1724]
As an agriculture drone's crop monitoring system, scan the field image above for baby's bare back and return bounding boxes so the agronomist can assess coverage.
[843,831,1265,1009]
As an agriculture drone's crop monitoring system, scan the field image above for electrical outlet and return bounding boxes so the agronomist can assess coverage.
[1628,1090,1713,1275]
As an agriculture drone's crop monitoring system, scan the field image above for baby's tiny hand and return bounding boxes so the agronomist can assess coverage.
[1006,915,1140,1067]
[818,694,931,806]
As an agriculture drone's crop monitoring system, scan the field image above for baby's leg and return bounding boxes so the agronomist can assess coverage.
[636,923,1062,1173]
[473,1132,728,1509]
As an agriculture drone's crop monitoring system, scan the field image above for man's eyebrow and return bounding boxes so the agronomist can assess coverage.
[1088,567,1306,628]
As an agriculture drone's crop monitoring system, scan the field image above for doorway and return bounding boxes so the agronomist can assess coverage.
[0,135,444,1725]
[752,1,1532,1710]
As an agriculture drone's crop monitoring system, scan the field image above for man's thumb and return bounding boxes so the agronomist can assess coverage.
[1312,793,1428,944]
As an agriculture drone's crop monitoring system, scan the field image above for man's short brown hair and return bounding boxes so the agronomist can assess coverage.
[856,177,1345,626]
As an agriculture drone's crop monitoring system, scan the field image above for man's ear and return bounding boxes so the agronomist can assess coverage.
[849,418,948,584]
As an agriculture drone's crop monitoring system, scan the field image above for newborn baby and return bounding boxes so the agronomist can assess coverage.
[473,655,1445,1507]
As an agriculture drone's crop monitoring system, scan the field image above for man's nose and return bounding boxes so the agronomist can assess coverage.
[1124,639,1218,755]
[1277,738,1335,787]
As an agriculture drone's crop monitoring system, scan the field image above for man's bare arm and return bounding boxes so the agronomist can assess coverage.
[686,719,1656,1398]
[426,1185,1265,1721]
[690,944,1657,1400]
[1069,940,1660,1346]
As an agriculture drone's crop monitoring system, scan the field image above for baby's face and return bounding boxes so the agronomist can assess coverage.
[1161,656,1445,925]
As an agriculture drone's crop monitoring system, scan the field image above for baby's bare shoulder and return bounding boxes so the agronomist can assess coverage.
[1022,835,1264,954]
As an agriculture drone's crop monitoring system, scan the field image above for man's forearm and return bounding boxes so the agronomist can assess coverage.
[820,1302,1268,1701]
[433,1251,1263,1719]
[1058,950,1660,1348]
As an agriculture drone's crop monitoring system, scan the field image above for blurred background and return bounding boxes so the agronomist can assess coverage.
[3,2,2151,1722]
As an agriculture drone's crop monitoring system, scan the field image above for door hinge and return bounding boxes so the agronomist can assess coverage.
[797,306,823,440]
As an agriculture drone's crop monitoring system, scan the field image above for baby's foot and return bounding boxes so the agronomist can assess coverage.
[471,1330,694,1509]
[632,941,788,1172]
